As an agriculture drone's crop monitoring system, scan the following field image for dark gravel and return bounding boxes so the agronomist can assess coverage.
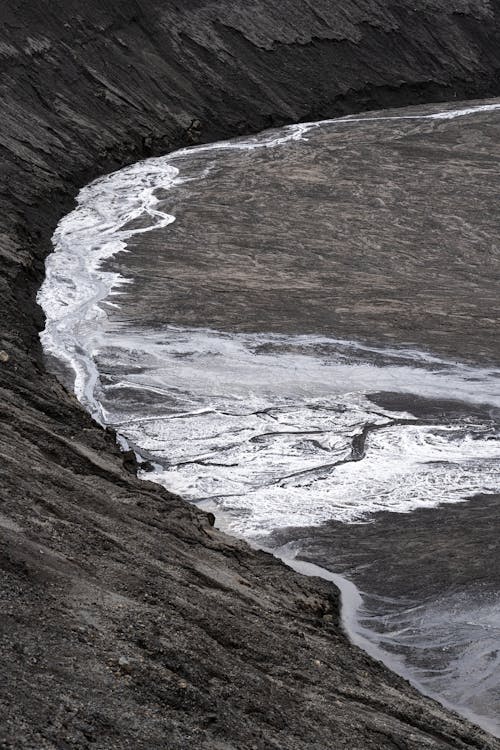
[1,1,500,747]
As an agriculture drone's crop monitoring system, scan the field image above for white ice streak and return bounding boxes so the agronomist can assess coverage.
[100,326,500,409]
[37,159,180,420]
[170,100,500,156]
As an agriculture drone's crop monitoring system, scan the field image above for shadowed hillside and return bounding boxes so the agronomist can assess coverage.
[1,2,500,747]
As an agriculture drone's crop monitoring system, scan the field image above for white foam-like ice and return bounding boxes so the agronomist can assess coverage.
[37,99,500,530]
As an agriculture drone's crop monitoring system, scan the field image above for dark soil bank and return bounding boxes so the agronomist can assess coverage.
[1,2,500,748]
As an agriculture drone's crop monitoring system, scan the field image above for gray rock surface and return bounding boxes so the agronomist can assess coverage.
[1,1,500,747]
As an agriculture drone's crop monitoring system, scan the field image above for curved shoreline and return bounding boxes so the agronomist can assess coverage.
[37,102,500,737]
[211,502,500,738]
[279,550,500,738]
[2,2,500,747]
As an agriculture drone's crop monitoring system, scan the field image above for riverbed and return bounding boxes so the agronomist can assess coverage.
[38,98,500,734]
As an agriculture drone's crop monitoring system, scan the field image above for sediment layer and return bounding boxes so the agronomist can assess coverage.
[1,2,500,747]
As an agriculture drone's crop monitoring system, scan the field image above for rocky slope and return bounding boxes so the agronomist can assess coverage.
[1,1,500,748]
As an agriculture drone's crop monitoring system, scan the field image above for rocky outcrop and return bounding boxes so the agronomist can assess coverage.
[1,2,500,747]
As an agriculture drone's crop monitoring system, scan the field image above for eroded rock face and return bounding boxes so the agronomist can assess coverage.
[1,2,500,748]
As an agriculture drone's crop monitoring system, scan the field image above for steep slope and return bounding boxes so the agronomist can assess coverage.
[1,1,500,747]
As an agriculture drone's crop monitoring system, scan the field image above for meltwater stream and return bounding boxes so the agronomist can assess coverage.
[38,100,500,734]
